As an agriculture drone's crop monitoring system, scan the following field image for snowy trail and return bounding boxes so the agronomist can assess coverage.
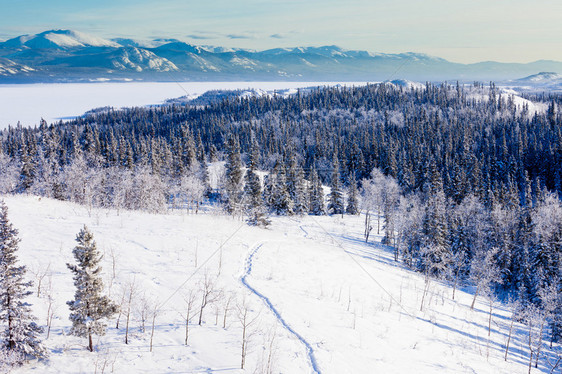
[240,243,322,374]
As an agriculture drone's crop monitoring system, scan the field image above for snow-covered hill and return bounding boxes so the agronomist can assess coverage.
[517,72,562,83]
[1,195,558,373]
[502,72,562,92]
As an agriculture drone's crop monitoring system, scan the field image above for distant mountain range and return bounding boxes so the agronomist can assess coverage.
[1,29,562,84]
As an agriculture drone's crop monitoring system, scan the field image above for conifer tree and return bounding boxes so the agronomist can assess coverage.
[67,226,117,352]
[346,172,359,215]
[328,155,344,215]
[245,140,269,226]
[293,166,309,215]
[181,125,198,170]
[224,135,244,215]
[421,161,449,275]
[309,167,325,215]
[268,161,293,215]
[0,201,47,364]
[286,154,308,215]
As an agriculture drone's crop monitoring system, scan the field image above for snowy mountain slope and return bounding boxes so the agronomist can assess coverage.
[1,194,558,373]
[3,29,120,49]
[36,46,179,73]
[3,29,562,83]
[0,57,34,76]
[107,47,179,72]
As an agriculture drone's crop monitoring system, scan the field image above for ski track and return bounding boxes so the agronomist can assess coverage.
[240,243,322,374]
[299,225,309,238]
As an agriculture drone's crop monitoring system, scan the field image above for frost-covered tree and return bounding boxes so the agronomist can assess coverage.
[60,156,90,205]
[244,140,269,226]
[181,125,198,173]
[308,167,325,215]
[361,169,387,234]
[328,156,344,215]
[286,155,308,215]
[346,173,359,215]
[421,162,449,275]
[224,135,244,215]
[0,201,47,364]
[0,151,19,194]
[67,226,117,352]
[396,194,424,266]
[469,247,501,310]
[382,176,401,246]
[170,166,206,214]
[266,161,293,215]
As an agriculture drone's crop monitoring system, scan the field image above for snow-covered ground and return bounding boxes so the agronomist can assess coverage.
[1,195,557,373]
[0,81,367,130]
[462,85,548,117]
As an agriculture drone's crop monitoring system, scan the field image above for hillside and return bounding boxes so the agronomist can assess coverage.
[1,194,557,373]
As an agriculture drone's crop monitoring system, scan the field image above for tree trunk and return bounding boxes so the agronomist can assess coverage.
[488,299,493,337]
[535,316,546,368]
[199,303,205,325]
[89,333,93,352]
[150,313,156,352]
[7,293,14,349]
[452,273,458,300]
[470,285,480,310]
[528,319,534,374]
[420,272,430,312]
[505,316,514,361]
[241,323,247,369]
[364,212,372,243]
[185,309,190,345]
[125,307,131,344]
[377,208,381,234]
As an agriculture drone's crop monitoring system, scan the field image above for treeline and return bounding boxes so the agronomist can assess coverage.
[1,82,562,341]
[2,82,561,199]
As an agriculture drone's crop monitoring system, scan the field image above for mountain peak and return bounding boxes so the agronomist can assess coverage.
[4,29,120,49]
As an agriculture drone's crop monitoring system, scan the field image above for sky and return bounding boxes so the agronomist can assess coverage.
[1,0,561,63]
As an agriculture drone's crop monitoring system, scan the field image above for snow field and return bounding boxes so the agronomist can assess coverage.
[1,195,557,373]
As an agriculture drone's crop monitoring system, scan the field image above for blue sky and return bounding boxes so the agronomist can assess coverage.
[1,0,561,63]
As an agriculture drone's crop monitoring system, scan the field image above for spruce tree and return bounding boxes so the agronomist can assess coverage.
[421,161,449,275]
[224,135,244,215]
[293,166,309,215]
[309,167,325,215]
[244,140,269,226]
[67,226,117,352]
[0,201,47,364]
[346,172,359,215]
[269,161,293,215]
[328,155,344,215]
[181,125,198,170]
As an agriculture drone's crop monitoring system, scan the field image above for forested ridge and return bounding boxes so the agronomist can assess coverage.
[2,82,562,343]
